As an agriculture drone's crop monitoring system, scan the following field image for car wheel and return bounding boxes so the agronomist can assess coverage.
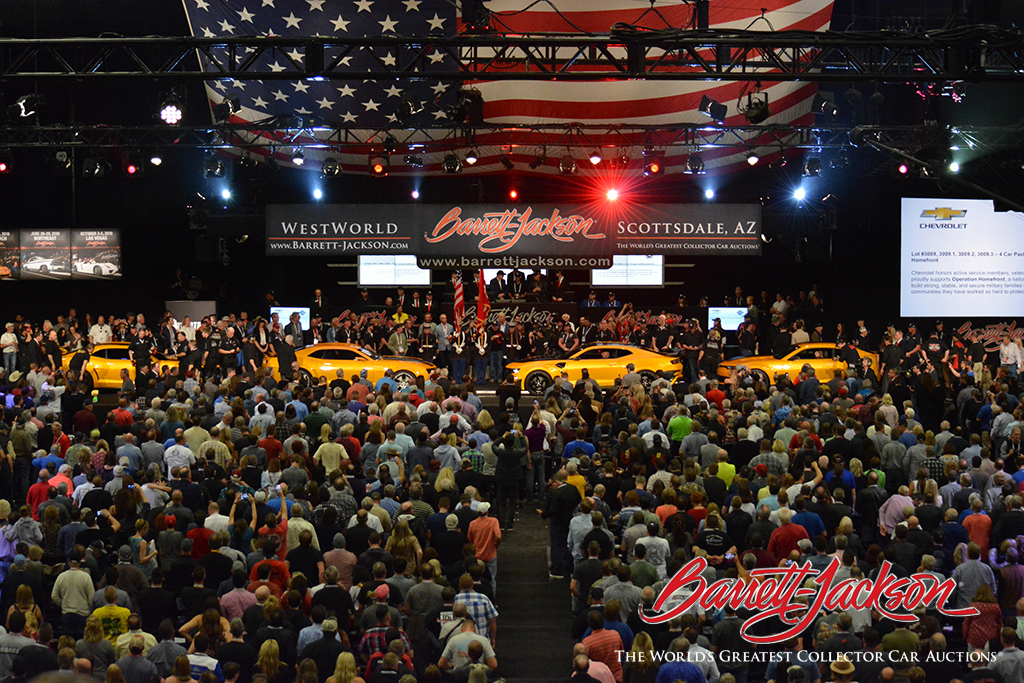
[525,371,552,395]
[393,370,415,390]
[93,266,102,275]
[750,369,769,385]
[299,369,314,384]
[639,370,658,390]
[39,265,48,274]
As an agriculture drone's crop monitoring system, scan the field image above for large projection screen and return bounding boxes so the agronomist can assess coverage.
[591,255,664,287]
[359,255,431,287]
[901,198,1024,317]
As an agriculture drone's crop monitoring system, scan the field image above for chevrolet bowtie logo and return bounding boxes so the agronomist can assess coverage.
[921,207,967,220]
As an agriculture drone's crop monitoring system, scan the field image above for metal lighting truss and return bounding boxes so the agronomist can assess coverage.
[4,122,1024,153]
[0,27,1020,82]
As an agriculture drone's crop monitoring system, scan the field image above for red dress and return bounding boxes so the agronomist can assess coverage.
[963,601,1002,648]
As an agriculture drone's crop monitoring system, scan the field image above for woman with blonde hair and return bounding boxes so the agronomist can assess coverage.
[77,615,116,674]
[163,654,198,683]
[256,639,290,683]
[6,585,42,631]
[476,409,494,432]
[327,652,365,683]
[385,518,423,568]
[622,631,658,683]
[131,518,158,578]
[435,467,457,493]
[106,664,127,683]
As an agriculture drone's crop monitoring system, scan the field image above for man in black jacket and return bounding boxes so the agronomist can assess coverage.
[541,470,582,579]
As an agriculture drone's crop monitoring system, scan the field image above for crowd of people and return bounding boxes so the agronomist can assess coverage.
[0,300,1021,683]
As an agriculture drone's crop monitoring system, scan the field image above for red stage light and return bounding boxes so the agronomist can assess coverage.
[607,189,619,201]
[126,164,138,175]
[898,163,909,175]
[0,162,9,174]
[509,189,518,200]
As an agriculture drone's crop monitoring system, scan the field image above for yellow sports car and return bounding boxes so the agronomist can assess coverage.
[63,343,169,389]
[264,342,435,390]
[508,343,683,394]
[717,342,880,385]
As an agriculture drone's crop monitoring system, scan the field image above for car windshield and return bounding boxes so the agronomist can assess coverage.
[359,346,380,360]
[773,344,802,360]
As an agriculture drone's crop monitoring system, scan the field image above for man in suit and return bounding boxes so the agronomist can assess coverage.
[284,313,303,341]
[310,289,329,312]
[304,315,325,346]
[542,471,583,578]
[435,313,457,368]
[423,290,437,316]
[489,271,510,300]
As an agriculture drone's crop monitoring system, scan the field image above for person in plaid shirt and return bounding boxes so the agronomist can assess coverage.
[453,574,498,646]
[463,441,485,473]
[357,603,413,665]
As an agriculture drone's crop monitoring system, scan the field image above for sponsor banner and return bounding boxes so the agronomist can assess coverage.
[20,230,71,280]
[265,203,762,257]
[71,230,122,279]
[0,232,19,280]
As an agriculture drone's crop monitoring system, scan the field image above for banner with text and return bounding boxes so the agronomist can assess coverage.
[265,203,762,262]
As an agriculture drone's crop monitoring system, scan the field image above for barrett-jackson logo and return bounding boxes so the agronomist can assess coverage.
[425,206,604,254]
[958,321,1024,352]
[644,557,974,644]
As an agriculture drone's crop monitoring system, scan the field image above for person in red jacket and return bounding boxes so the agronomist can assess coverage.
[767,508,810,563]
[26,469,51,519]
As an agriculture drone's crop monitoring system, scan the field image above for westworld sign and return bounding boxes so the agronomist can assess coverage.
[265,203,762,262]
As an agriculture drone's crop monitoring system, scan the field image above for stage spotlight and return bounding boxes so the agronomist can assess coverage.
[291,149,305,166]
[948,160,960,173]
[802,157,822,177]
[829,149,848,169]
[742,92,771,124]
[811,92,839,117]
[393,99,424,125]
[149,152,163,167]
[746,152,759,166]
[464,149,479,165]
[793,187,806,201]
[403,155,424,168]
[369,155,390,177]
[159,93,184,125]
[0,150,12,175]
[411,190,420,199]
[82,156,110,178]
[499,154,515,171]
[684,153,705,174]
[895,162,910,176]
[321,157,340,176]
[606,189,619,201]
[699,95,727,122]
[588,150,603,165]
[313,188,323,200]
[212,97,241,122]
[704,188,715,199]
[644,160,662,177]
[221,188,232,200]
[529,154,546,169]
[54,150,72,172]
[442,154,462,174]
[509,189,518,200]
[204,155,225,179]
[559,155,577,175]
[124,152,144,177]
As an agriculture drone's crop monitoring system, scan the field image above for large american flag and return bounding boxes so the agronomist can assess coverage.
[182,0,834,175]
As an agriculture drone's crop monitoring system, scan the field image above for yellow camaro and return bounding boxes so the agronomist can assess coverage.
[717,342,880,385]
[62,342,169,390]
[508,343,683,394]
[264,342,435,390]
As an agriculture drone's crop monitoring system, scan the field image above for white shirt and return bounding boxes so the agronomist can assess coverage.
[205,513,231,535]
[88,324,112,344]
[164,443,196,474]
[999,342,1023,369]
[0,332,16,353]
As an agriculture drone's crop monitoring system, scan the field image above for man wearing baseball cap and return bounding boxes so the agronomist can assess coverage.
[298,616,347,679]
